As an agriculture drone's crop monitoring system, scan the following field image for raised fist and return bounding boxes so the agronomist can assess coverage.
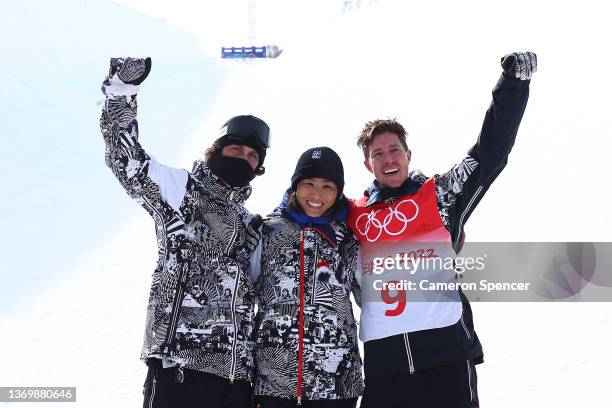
[501,52,537,80]
[102,57,151,98]
[108,57,152,85]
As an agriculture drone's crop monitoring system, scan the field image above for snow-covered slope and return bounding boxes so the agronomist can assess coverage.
[1,0,610,407]
[0,0,230,316]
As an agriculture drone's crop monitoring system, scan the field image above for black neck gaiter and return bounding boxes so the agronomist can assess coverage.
[207,151,255,187]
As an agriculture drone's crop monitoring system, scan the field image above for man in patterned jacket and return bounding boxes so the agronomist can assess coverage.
[347,52,537,407]
[100,57,268,408]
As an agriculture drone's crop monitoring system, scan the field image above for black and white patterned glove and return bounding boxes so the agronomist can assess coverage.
[109,57,151,84]
[102,57,151,98]
[501,51,537,80]
[245,215,264,253]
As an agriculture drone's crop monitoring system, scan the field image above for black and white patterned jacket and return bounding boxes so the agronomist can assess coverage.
[250,212,364,401]
[100,88,257,381]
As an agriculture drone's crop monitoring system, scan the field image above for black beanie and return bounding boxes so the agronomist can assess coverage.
[291,147,345,193]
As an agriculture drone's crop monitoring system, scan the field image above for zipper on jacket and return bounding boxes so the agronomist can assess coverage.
[460,312,472,340]
[174,365,184,383]
[164,264,188,354]
[296,230,306,403]
[311,246,318,306]
[228,213,246,383]
[229,267,241,383]
[403,333,415,374]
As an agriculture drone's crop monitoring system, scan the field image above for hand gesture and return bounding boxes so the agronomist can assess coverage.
[501,51,537,80]
[101,57,151,97]
[108,57,151,85]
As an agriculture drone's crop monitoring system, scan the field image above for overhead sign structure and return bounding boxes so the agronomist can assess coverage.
[221,45,282,59]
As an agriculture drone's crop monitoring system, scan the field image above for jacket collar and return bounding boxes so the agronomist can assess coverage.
[365,171,424,207]
[191,160,252,205]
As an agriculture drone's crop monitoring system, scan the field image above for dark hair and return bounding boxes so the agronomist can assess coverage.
[204,143,221,161]
[287,192,301,212]
[356,118,408,159]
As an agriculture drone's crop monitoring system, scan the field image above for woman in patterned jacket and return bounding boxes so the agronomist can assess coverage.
[250,147,364,408]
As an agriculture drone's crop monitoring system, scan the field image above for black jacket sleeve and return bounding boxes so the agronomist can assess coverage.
[433,73,531,250]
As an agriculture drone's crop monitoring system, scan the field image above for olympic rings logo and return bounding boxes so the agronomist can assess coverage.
[355,199,419,242]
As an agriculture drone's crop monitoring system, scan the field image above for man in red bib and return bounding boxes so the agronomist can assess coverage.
[348,52,537,408]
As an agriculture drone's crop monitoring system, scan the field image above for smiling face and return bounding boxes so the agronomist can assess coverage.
[295,178,338,217]
[364,132,411,188]
[221,144,260,170]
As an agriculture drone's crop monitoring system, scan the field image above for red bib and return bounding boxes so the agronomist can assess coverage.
[348,178,451,244]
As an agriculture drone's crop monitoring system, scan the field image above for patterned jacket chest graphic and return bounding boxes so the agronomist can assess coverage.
[253,216,364,400]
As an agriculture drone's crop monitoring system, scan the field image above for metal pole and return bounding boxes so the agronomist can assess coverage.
[248,0,256,45]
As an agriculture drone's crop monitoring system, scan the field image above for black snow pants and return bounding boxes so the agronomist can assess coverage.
[143,359,252,408]
[253,396,358,408]
[360,360,479,408]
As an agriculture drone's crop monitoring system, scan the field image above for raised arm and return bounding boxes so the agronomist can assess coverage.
[100,57,188,214]
[434,52,537,249]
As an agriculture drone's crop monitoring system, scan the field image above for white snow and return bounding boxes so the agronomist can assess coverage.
[1,0,611,407]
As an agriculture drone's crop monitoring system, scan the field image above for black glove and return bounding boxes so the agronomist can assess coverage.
[501,51,537,80]
[108,57,152,85]
[245,215,264,253]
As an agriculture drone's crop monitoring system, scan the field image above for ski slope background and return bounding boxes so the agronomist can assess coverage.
[0,0,611,407]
